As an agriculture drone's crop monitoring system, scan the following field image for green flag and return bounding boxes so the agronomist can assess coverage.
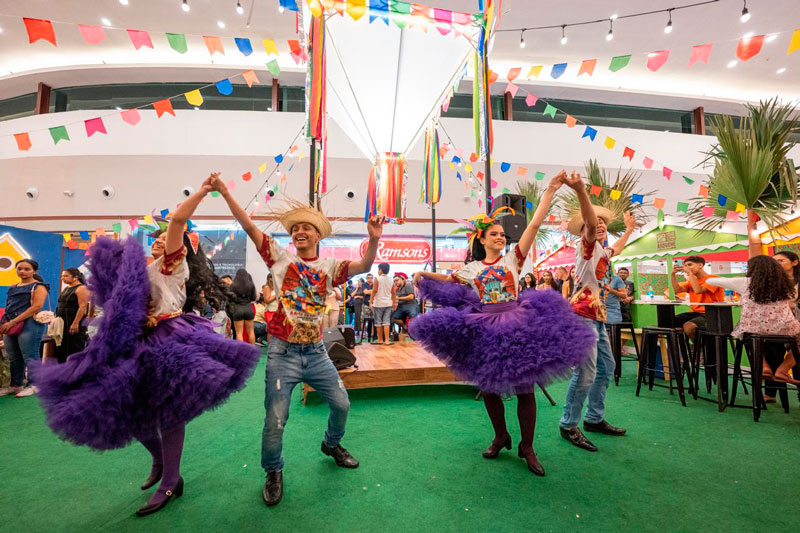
[682,175,695,185]
[166,33,188,54]
[390,1,411,28]
[534,171,545,181]
[49,125,70,144]
[502,187,510,194]
[609,55,631,72]
[211,191,220,197]
[543,104,556,118]
[112,222,122,234]
[677,201,689,213]
[266,59,281,77]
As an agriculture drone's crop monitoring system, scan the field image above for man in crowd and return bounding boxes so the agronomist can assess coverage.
[391,273,418,340]
[669,256,725,342]
[617,267,635,323]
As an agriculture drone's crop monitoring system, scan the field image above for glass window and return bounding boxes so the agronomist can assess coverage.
[0,93,36,122]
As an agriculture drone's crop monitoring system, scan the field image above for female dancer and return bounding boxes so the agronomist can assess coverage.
[410,172,593,476]
[53,268,90,363]
[36,174,260,517]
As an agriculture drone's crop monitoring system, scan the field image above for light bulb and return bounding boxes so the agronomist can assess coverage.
[217,21,226,28]
[276,168,281,176]
[606,19,614,41]
[560,25,567,45]
[741,4,750,22]
[777,67,786,74]
[664,11,673,34]
[279,5,285,13]
[120,0,129,5]
[727,60,738,68]
[236,1,244,15]
[519,31,525,48]
[101,17,111,26]
[182,0,190,12]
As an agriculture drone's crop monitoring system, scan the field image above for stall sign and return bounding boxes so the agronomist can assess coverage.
[656,230,677,251]
[359,238,433,264]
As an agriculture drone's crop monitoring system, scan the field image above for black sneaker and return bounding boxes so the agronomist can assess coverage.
[263,470,283,506]
[321,442,360,468]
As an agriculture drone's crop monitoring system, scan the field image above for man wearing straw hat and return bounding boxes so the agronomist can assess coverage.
[558,172,636,452]
[209,176,384,506]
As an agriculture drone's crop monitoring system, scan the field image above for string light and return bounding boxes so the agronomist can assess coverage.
[664,9,673,33]
[279,5,285,13]
[236,1,244,15]
[519,30,526,48]
[740,0,750,22]
[560,25,567,45]
[181,0,190,13]
[119,0,129,5]
[606,19,614,41]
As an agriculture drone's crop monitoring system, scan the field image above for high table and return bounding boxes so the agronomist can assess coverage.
[633,300,740,409]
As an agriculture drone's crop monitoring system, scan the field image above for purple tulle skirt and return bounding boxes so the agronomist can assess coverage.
[408,278,595,394]
[35,237,260,451]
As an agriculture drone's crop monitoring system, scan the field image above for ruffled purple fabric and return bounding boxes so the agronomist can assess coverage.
[35,238,260,451]
[409,277,594,393]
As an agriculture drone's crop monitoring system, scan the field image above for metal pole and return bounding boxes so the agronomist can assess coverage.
[308,141,316,207]
[431,204,437,272]
[483,52,492,215]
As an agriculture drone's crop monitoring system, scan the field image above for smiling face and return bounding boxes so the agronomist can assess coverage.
[291,222,321,254]
[595,218,608,242]
[480,224,506,254]
[15,261,35,281]
[151,233,167,258]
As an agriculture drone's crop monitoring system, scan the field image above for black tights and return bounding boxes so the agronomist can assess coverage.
[482,392,537,453]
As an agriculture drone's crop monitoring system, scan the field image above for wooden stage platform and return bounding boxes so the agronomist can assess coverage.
[303,341,460,400]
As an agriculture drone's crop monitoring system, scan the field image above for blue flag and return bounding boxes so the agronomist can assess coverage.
[551,63,568,79]
[582,126,597,141]
[234,37,253,56]
[500,162,510,173]
[215,79,233,95]
[631,194,644,204]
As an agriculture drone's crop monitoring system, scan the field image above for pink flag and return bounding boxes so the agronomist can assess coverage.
[646,50,670,72]
[525,93,538,107]
[490,179,498,188]
[643,157,654,169]
[120,108,141,125]
[78,24,106,44]
[127,29,154,50]
[702,207,714,218]
[726,210,739,221]
[128,219,139,230]
[226,180,236,191]
[662,167,673,180]
[85,117,107,137]
[504,83,518,97]
[688,43,713,66]
[736,35,765,61]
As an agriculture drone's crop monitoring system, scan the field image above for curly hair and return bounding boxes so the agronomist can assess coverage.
[746,255,794,304]
[181,234,233,313]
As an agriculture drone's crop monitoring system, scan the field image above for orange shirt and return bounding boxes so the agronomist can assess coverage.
[679,273,725,313]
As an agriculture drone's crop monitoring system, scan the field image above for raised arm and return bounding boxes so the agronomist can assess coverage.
[516,172,565,258]
[412,271,453,287]
[669,261,685,294]
[165,174,213,255]
[747,211,762,258]
[209,174,263,251]
[563,171,597,244]
[610,212,636,258]
[349,216,384,275]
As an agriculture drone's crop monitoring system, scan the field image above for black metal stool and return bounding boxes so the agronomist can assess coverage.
[732,334,800,422]
[606,321,640,386]
[692,330,742,407]
[636,327,694,406]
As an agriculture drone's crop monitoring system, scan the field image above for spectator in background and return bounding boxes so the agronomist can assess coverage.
[262,273,279,325]
[391,273,417,338]
[344,280,355,325]
[669,256,725,342]
[536,271,559,291]
[53,268,90,364]
[773,251,800,319]
[210,298,231,338]
[220,275,233,286]
[230,268,258,345]
[603,273,628,325]
[617,267,635,322]
[0,259,49,398]
[372,263,395,345]
[362,273,376,342]
[561,266,575,299]
[519,272,535,292]
[554,267,568,294]
[323,285,342,329]
[254,294,268,346]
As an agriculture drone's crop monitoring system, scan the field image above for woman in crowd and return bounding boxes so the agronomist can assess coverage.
[0,259,49,398]
[706,255,799,384]
[323,284,343,329]
[36,174,260,517]
[519,273,535,292]
[230,268,258,345]
[536,271,559,291]
[351,278,366,333]
[773,251,800,317]
[53,268,90,364]
[410,172,593,477]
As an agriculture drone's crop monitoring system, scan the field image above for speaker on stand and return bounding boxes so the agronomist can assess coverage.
[494,193,527,243]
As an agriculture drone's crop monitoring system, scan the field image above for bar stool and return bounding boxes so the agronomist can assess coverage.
[693,330,746,402]
[606,321,640,386]
[732,334,800,422]
[636,327,694,406]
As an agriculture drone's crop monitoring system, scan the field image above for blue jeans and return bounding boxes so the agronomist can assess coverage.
[3,318,45,387]
[261,337,350,473]
[560,317,615,428]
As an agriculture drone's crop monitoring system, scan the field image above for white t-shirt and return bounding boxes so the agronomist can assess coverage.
[258,232,350,344]
[372,274,394,307]
[570,237,614,321]
[147,247,189,317]
[453,245,524,304]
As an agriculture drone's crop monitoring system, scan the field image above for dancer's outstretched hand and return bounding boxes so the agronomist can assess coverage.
[201,172,220,194]
[412,271,423,287]
[208,173,228,195]
[366,216,385,240]
[563,171,584,191]
[624,211,636,231]
[548,170,567,190]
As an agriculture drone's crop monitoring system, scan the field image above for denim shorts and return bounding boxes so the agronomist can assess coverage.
[373,306,392,326]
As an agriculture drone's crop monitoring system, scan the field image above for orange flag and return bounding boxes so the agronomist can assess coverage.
[737,35,764,61]
[564,115,577,128]
[23,18,56,45]
[242,70,259,87]
[506,67,521,82]
[653,198,666,209]
[578,59,597,76]
[153,98,175,118]
[203,36,225,56]
[14,132,32,151]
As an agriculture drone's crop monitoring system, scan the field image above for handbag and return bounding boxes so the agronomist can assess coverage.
[2,320,24,336]
[34,284,54,324]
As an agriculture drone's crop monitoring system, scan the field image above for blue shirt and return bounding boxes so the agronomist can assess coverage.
[604,275,625,324]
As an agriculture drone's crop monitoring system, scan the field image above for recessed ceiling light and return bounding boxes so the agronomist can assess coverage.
[777,67,786,74]
[0,26,4,34]
[119,0,129,5]
[727,60,738,68]
[766,34,777,42]
[101,17,111,27]
[743,32,754,39]
[217,21,226,28]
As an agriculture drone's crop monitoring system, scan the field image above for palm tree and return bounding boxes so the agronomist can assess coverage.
[561,159,653,236]
[515,180,559,246]
[687,98,799,233]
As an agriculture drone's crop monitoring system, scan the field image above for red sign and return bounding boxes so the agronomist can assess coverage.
[359,238,433,264]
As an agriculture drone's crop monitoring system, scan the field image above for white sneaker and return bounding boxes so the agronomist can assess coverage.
[0,386,22,397]
[15,386,38,398]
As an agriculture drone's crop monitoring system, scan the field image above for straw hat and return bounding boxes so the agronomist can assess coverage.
[567,206,615,236]
[277,204,332,239]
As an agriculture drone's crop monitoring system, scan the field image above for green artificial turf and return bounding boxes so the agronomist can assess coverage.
[1,353,798,532]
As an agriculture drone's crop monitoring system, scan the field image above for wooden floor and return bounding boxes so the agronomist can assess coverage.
[304,341,459,399]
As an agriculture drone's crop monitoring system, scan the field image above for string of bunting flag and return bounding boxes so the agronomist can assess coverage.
[490,27,800,83]
[10,14,308,67]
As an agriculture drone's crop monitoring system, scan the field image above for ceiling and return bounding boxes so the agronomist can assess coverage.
[0,0,797,109]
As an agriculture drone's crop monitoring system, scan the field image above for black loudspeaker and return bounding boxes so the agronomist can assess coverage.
[323,328,357,370]
[495,193,527,242]
[337,325,356,349]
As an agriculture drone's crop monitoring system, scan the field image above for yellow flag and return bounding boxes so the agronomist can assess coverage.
[346,0,366,20]
[527,65,543,78]
[610,189,622,200]
[144,214,155,226]
[258,163,267,174]
[789,29,800,55]
[184,89,203,107]
[263,39,279,56]
[465,163,473,173]
[449,162,454,170]
[735,202,746,213]
[308,0,323,18]
[62,233,71,242]
[604,137,616,150]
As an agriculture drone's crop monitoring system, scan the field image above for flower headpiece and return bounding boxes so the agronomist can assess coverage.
[146,215,200,254]
[450,206,515,250]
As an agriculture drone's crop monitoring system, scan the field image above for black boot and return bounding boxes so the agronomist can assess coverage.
[263,471,283,506]
[482,434,512,459]
[321,442,360,468]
